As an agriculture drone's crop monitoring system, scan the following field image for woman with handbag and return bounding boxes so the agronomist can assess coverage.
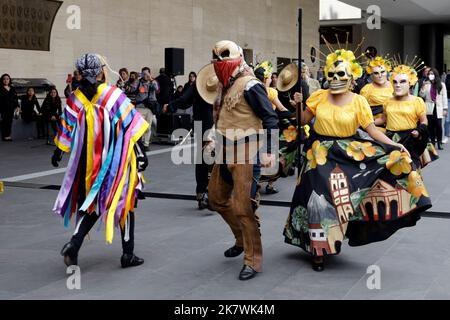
[420,68,448,150]
[0,74,20,142]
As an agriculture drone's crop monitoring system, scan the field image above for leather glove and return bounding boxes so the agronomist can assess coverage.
[51,148,63,167]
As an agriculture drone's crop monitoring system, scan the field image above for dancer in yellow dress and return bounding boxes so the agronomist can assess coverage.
[360,56,394,132]
[284,48,432,271]
[376,61,437,167]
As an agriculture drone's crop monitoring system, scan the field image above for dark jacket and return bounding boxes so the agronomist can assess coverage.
[168,81,213,134]
[64,80,81,98]
[41,96,62,121]
[155,73,173,106]
[0,86,19,118]
[20,95,40,122]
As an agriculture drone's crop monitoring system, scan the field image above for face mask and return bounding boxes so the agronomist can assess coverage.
[428,75,435,81]
[213,58,242,88]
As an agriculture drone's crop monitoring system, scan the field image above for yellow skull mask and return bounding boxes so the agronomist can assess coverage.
[327,60,353,94]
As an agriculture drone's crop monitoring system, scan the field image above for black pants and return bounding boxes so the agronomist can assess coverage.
[1,114,13,139]
[427,105,443,144]
[195,142,213,194]
[70,211,135,255]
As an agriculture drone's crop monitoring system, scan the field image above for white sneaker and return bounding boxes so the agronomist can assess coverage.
[443,136,449,144]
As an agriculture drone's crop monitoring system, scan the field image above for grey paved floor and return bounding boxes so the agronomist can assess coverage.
[1,138,450,300]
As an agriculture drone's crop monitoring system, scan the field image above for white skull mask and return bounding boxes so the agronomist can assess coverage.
[327,60,352,94]
[212,40,241,61]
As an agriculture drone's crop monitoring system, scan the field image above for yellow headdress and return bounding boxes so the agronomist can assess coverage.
[255,60,273,79]
[311,33,366,81]
[366,56,392,74]
[389,54,426,86]
[324,49,363,80]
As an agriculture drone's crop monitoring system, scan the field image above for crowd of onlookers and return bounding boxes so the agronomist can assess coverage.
[1,62,450,149]
[0,73,62,143]
[0,67,196,146]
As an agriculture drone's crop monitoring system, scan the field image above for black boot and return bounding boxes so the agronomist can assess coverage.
[121,253,144,268]
[61,241,79,266]
[311,256,324,272]
[438,142,444,150]
[197,193,209,210]
[265,184,279,195]
[224,245,244,258]
[238,265,258,281]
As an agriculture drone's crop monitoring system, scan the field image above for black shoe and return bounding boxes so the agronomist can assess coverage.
[197,193,209,210]
[239,265,258,281]
[265,185,279,195]
[224,245,244,258]
[312,257,324,272]
[61,242,78,266]
[438,143,444,150]
[121,253,144,268]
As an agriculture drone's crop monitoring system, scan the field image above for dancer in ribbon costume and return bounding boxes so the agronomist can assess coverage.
[283,48,432,271]
[376,60,438,168]
[360,56,394,132]
[51,54,149,268]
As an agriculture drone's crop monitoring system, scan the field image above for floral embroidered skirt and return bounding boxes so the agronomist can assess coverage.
[283,132,432,257]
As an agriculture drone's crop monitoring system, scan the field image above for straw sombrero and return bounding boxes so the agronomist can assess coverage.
[196,63,220,105]
[277,63,298,92]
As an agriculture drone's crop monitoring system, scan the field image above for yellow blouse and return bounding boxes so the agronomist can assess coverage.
[267,87,278,110]
[383,97,426,131]
[360,83,393,106]
[306,89,374,137]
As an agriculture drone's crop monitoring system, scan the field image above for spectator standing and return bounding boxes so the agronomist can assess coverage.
[155,68,173,107]
[173,85,184,100]
[420,68,448,150]
[135,69,159,150]
[64,70,82,98]
[125,71,140,105]
[20,87,42,139]
[443,72,450,144]
[0,73,20,141]
[116,68,130,90]
[41,87,62,145]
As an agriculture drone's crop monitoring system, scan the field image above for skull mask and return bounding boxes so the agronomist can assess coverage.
[327,60,352,95]
[371,66,388,86]
[212,40,243,88]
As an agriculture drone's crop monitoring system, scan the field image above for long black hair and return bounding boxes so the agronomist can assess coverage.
[430,68,443,94]
[1,73,12,87]
[46,87,62,106]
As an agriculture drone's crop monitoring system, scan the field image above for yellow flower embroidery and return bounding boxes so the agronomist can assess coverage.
[283,126,297,143]
[346,141,376,161]
[407,171,429,198]
[306,140,328,169]
[386,150,412,176]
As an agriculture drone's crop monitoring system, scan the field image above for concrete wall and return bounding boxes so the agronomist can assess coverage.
[361,18,403,57]
[0,0,320,94]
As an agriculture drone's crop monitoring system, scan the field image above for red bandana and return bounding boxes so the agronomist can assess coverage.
[214,58,242,88]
